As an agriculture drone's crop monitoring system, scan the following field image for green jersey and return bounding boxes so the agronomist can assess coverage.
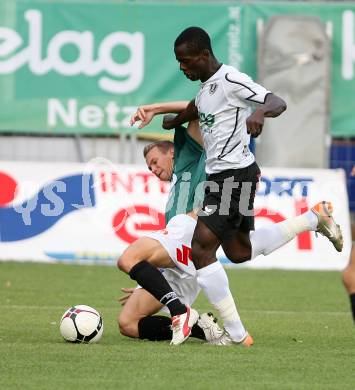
[165,126,206,223]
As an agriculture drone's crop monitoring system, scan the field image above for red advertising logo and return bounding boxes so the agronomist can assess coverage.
[0,171,17,206]
[112,204,165,243]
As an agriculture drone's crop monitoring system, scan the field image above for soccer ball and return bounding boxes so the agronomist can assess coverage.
[60,305,103,343]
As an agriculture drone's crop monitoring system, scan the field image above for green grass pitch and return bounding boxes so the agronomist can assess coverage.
[0,261,354,390]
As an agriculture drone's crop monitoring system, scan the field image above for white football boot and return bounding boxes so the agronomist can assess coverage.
[170,306,199,346]
[208,330,254,347]
[197,312,224,342]
[311,201,343,252]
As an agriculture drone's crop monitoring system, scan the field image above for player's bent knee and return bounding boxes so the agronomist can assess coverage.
[117,250,141,274]
[118,314,139,338]
[223,248,251,264]
[117,254,130,273]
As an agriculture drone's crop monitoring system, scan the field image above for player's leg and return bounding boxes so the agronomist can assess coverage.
[192,162,267,344]
[118,286,222,341]
[222,213,318,263]
[118,287,166,338]
[117,237,193,327]
[223,201,343,264]
[227,163,342,262]
[119,236,175,271]
[191,165,264,345]
[342,244,355,322]
[119,288,192,341]
[191,219,250,344]
[250,201,343,259]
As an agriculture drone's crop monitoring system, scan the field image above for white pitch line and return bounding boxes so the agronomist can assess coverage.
[0,304,106,311]
[0,304,349,316]
[245,310,349,316]
[192,307,349,316]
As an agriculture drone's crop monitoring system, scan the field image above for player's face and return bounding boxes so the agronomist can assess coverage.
[174,43,207,81]
[145,147,174,182]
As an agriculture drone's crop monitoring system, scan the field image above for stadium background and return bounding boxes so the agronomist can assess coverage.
[1,1,354,389]
[0,0,354,267]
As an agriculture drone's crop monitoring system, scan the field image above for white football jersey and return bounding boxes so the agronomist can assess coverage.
[195,64,271,174]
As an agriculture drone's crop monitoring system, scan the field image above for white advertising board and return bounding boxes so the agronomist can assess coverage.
[0,161,351,270]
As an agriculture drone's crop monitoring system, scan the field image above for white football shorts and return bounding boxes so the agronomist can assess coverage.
[160,267,200,309]
[135,267,200,314]
[143,214,200,310]
[135,266,200,313]
[144,214,197,277]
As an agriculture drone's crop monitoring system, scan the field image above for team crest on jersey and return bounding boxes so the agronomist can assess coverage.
[209,83,218,95]
[242,145,250,157]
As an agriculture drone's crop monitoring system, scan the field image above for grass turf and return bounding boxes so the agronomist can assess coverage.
[0,261,354,390]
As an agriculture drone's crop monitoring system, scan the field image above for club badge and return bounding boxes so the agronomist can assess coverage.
[209,83,218,95]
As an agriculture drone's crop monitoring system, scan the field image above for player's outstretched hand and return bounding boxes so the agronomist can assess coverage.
[118,287,135,306]
[130,105,156,129]
[246,108,265,138]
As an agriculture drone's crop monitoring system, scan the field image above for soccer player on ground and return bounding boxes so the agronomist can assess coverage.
[118,101,224,345]
[161,27,344,345]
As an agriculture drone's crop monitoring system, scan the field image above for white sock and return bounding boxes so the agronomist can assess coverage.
[250,210,318,258]
[196,261,247,342]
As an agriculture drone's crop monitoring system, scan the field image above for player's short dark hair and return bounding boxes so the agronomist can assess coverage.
[174,27,213,54]
[143,141,174,158]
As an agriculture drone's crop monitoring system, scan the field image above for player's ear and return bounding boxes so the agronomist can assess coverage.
[201,48,210,59]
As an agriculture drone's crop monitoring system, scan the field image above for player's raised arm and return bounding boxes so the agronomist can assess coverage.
[246,93,287,138]
[130,101,190,129]
[162,99,198,129]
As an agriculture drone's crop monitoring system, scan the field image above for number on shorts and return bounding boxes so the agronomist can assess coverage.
[176,245,192,266]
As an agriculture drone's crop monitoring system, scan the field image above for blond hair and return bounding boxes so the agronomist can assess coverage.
[143,141,174,158]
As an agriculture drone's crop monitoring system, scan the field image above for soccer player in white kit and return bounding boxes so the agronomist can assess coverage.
[163,27,343,345]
